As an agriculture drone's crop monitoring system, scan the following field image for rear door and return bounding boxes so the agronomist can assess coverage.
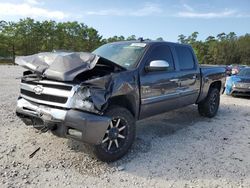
[139,44,181,119]
[174,46,201,106]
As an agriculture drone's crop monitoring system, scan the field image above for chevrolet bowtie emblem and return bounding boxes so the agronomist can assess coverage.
[33,85,44,95]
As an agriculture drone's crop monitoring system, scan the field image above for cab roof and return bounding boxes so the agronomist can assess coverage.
[109,40,192,48]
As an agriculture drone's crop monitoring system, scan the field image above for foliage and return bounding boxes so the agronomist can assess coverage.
[0,18,249,65]
[178,32,250,65]
[0,18,103,62]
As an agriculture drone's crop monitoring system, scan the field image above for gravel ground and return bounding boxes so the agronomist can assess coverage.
[0,65,250,188]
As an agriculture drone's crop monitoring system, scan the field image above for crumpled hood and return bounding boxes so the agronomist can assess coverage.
[15,52,117,81]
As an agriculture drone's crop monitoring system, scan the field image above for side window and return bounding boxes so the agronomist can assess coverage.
[175,46,195,70]
[148,45,174,71]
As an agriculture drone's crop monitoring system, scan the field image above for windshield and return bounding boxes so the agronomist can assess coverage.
[238,68,250,77]
[93,42,147,69]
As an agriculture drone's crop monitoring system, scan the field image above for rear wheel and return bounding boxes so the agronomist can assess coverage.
[93,106,135,162]
[198,88,220,118]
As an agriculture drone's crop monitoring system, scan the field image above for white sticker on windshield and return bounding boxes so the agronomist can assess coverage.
[130,43,147,47]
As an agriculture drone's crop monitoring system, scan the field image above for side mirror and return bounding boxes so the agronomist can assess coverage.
[145,60,170,72]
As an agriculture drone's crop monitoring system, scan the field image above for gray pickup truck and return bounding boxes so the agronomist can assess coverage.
[16,41,226,161]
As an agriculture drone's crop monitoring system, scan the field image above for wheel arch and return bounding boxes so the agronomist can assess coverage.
[197,80,222,104]
[209,81,222,92]
[107,94,137,118]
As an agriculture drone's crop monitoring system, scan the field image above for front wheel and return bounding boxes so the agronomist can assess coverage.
[198,88,220,118]
[93,106,136,162]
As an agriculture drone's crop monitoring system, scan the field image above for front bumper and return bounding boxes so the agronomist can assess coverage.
[16,98,110,145]
[231,87,250,96]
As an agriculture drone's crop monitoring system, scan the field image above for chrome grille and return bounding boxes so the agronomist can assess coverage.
[20,79,77,108]
[243,83,250,88]
[20,89,68,103]
[236,82,250,89]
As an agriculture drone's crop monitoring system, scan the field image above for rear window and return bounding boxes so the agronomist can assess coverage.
[175,46,195,70]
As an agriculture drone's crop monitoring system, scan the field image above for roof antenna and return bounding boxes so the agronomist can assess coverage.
[137,37,144,42]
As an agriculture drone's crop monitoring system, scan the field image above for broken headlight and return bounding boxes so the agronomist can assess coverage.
[71,87,98,113]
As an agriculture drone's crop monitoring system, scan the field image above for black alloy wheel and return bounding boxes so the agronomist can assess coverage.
[93,106,136,162]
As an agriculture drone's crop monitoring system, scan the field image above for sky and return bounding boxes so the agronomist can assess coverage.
[0,0,250,41]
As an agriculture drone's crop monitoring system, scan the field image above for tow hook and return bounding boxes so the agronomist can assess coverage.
[35,123,57,133]
[40,126,50,133]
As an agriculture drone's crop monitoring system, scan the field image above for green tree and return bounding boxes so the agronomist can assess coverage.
[237,34,250,65]
[156,37,164,41]
[105,35,125,43]
[217,32,226,41]
[126,35,136,41]
[0,18,250,66]
[178,34,187,44]
[187,31,199,44]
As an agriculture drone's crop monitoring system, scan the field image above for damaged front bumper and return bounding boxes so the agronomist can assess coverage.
[16,98,111,145]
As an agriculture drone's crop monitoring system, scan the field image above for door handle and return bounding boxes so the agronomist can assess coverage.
[170,78,179,82]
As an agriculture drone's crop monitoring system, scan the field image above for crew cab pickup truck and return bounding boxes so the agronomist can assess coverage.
[16,41,226,162]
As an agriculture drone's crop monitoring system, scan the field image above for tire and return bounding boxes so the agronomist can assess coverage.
[231,93,237,97]
[93,106,136,162]
[198,87,220,118]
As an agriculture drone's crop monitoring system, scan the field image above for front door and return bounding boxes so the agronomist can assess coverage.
[139,44,181,119]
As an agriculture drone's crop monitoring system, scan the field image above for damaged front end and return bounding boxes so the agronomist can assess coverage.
[16,51,126,113]
[71,86,99,114]
[15,51,138,144]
